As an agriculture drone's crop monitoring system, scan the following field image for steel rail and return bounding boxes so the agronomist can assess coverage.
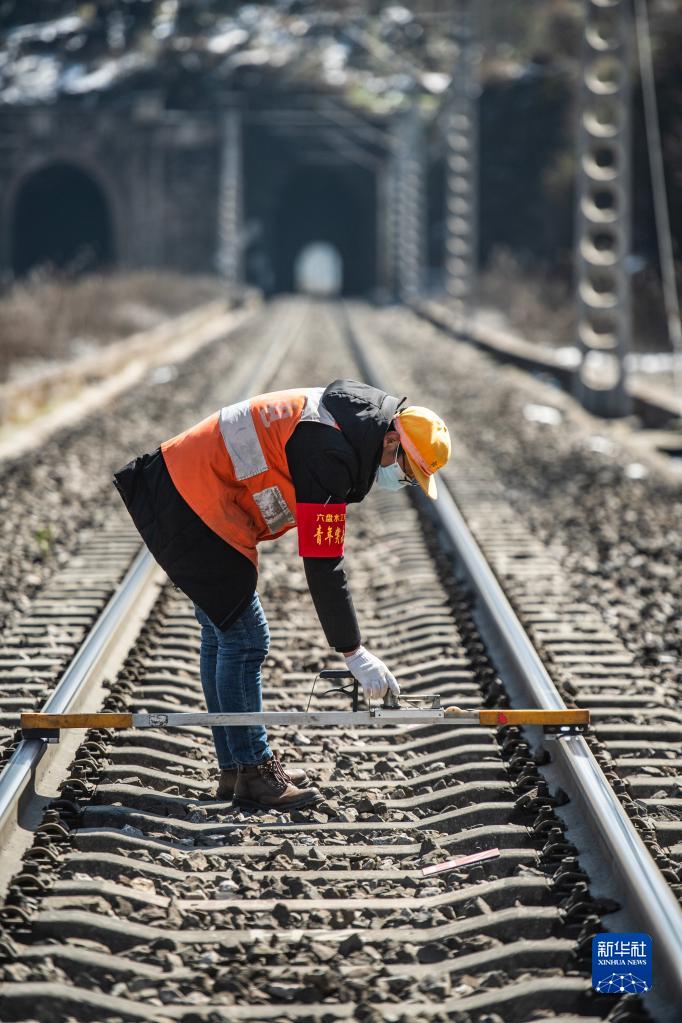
[0,549,161,852]
[417,301,682,434]
[342,303,682,1021]
[0,298,309,858]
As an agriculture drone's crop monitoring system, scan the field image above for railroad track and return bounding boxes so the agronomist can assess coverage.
[0,298,680,1022]
[346,303,682,876]
[416,299,682,434]
[0,297,305,764]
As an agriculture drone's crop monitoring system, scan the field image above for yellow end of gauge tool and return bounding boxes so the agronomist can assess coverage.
[20,671,589,742]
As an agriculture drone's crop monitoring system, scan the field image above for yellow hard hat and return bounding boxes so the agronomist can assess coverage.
[394,405,451,500]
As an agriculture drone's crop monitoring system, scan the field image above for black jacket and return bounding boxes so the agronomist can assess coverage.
[113,379,404,650]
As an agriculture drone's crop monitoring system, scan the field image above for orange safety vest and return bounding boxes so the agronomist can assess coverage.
[161,388,340,567]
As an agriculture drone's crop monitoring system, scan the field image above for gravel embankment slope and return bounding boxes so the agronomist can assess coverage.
[0,303,264,633]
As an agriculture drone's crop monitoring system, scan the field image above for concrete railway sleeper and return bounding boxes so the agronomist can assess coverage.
[0,296,302,788]
[344,303,682,1013]
[0,297,678,1022]
[350,304,682,878]
[0,296,263,657]
[0,298,309,867]
[0,528,634,1023]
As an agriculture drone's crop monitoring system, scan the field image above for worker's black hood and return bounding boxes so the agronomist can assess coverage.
[321,379,406,501]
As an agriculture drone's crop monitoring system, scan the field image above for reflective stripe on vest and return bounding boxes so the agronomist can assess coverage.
[218,388,338,536]
[299,387,338,429]
[219,388,336,481]
[161,388,339,565]
[253,486,295,533]
[219,400,268,480]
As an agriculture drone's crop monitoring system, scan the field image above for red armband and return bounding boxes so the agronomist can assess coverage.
[297,503,346,557]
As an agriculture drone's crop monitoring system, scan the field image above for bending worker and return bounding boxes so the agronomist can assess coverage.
[114,380,450,812]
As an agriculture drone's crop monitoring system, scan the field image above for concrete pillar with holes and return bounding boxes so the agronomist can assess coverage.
[216,107,243,286]
[444,0,479,324]
[378,142,401,301]
[574,0,632,417]
[396,106,426,304]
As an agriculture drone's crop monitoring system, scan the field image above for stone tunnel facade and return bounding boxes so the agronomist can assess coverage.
[0,103,220,279]
[0,94,399,298]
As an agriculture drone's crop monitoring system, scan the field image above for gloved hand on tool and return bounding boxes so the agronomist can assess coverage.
[343,646,400,702]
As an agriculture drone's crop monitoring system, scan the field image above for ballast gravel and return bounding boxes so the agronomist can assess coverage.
[0,302,267,636]
[360,304,682,702]
[0,299,638,1022]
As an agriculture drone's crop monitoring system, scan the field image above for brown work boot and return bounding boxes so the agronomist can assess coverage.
[233,755,321,811]
[216,759,309,800]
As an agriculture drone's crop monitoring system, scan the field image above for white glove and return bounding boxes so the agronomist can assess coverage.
[344,646,400,702]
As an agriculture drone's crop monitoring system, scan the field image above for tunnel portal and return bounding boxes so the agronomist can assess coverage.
[294,241,343,297]
[270,169,374,297]
[11,162,114,278]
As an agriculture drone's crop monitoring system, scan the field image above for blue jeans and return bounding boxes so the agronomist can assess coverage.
[194,595,272,768]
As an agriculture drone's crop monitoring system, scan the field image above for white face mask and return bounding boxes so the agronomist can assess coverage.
[375,449,419,492]
[375,460,410,491]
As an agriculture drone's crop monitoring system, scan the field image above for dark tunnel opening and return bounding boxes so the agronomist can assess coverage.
[269,169,375,297]
[11,162,114,278]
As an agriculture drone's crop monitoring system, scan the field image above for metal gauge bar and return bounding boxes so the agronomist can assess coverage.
[20,708,589,735]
